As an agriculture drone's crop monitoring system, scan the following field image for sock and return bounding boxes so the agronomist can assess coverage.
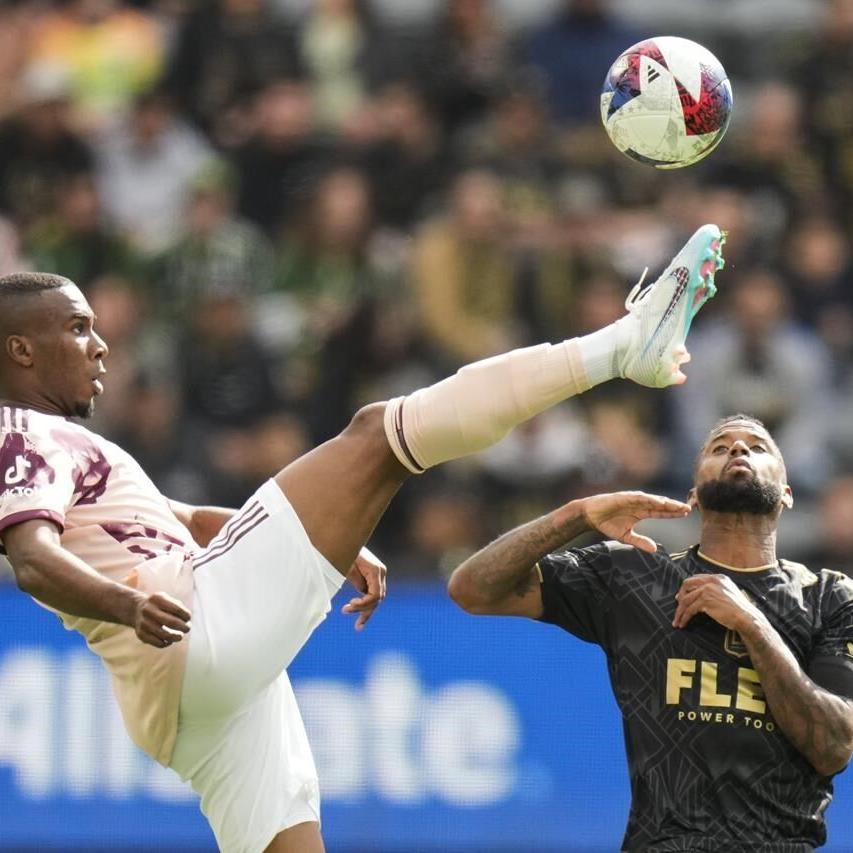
[576,321,625,386]
[384,325,628,473]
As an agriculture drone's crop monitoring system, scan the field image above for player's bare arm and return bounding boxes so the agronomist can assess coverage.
[168,499,235,547]
[449,492,691,618]
[674,573,853,776]
[2,518,191,649]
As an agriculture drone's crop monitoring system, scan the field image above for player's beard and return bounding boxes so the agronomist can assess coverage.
[74,399,95,419]
[696,476,782,515]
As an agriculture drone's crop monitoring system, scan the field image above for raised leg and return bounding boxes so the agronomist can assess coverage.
[272,225,726,574]
[274,402,408,573]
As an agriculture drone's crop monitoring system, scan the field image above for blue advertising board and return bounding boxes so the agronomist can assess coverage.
[1,582,852,851]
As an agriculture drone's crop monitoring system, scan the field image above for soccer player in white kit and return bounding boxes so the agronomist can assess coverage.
[0,225,724,853]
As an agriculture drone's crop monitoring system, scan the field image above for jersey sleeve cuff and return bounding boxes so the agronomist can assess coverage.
[0,510,65,552]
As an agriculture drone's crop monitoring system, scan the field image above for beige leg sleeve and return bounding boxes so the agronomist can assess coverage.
[383,339,591,473]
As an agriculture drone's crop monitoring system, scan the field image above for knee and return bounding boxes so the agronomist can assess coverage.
[343,402,408,475]
[343,402,388,447]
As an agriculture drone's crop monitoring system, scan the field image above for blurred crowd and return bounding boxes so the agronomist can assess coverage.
[1,0,853,580]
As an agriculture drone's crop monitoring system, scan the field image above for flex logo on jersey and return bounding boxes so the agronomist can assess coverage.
[5,454,31,485]
[666,657,775,731]
[666,658,766,713]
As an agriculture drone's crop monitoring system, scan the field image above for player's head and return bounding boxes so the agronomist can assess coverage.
[0,272,108,419]
[689,414,792,518]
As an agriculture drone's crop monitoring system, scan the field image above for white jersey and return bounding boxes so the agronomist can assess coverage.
[0,405,195,764]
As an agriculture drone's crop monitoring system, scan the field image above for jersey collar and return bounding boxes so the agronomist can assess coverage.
[695,546,778,573]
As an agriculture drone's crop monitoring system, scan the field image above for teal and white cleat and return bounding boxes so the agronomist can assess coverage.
[618,223,725,388]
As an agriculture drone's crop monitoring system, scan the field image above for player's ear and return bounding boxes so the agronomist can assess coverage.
[781,484,793,510]
[5,334,34,368]
[686,487,698,509]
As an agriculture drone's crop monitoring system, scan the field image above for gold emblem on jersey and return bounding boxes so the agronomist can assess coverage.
[724,628,749,659]
[723,590,754,658]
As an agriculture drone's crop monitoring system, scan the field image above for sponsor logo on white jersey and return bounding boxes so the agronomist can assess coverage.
[4,455,31,486]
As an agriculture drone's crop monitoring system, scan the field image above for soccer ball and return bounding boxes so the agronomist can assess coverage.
[600,36,733,169]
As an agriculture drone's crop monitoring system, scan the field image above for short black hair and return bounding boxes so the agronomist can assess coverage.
[709,413,769,436]
[0,272,71,297]
[0,272,74,339]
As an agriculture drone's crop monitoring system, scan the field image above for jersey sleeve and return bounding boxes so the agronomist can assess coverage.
[805,573,853,702]
[537,542,620,648]
[0,429,76,543]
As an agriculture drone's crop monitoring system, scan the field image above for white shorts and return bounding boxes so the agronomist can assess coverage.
[169,480,344,853]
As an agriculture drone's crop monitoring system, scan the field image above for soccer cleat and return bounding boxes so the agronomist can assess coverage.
[617,223,725,388]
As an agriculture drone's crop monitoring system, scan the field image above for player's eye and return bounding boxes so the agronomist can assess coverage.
[751,445,766,453]
[711,444,727,454]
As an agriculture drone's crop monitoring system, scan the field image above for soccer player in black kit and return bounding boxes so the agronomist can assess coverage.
[449,414,853,851]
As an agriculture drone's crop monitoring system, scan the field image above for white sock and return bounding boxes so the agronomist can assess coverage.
[574,320,629,387]
[384,323,627,474]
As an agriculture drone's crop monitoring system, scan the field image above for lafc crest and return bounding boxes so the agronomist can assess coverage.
[724,590,755,659]
[724,628,749,658]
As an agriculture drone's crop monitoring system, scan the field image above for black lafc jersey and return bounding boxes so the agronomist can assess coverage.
[538,543,853,852]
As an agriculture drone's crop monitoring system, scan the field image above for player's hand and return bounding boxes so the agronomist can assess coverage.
[342,547,387,631]
[132,591,192,648]
[580,491,692,552]
[673,573,762,631]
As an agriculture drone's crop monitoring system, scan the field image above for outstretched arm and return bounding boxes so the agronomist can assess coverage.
[3,519,191,649]
[449,491,691,618]
[674,575,853,776]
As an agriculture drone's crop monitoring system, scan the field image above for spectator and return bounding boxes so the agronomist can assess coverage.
[417,0,514,133]
[231,78,332,235]
[95,88,214,255]
[709,82,825,243]
[397,486,487,578]
[277,166,395,440]
[296,0,390,133]
[783,213,853,381]
[154,159,276,326]
[524,0,642,126]
[359,82,449,230]
[799,476,853,578]
[111,378,213,504]
[785,0,853,221]
[24,171,140,291]
[674,268,833,494]
[277,166,381,310]
[0,1,44,122]
[180,289,281,430]
[165,0,302,144]
[411,169,520,365]
[27,0,165,131]
[459,73,564,212]
[0,62,93,229]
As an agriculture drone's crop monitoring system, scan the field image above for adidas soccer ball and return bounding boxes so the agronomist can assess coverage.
[600,36,733,169]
